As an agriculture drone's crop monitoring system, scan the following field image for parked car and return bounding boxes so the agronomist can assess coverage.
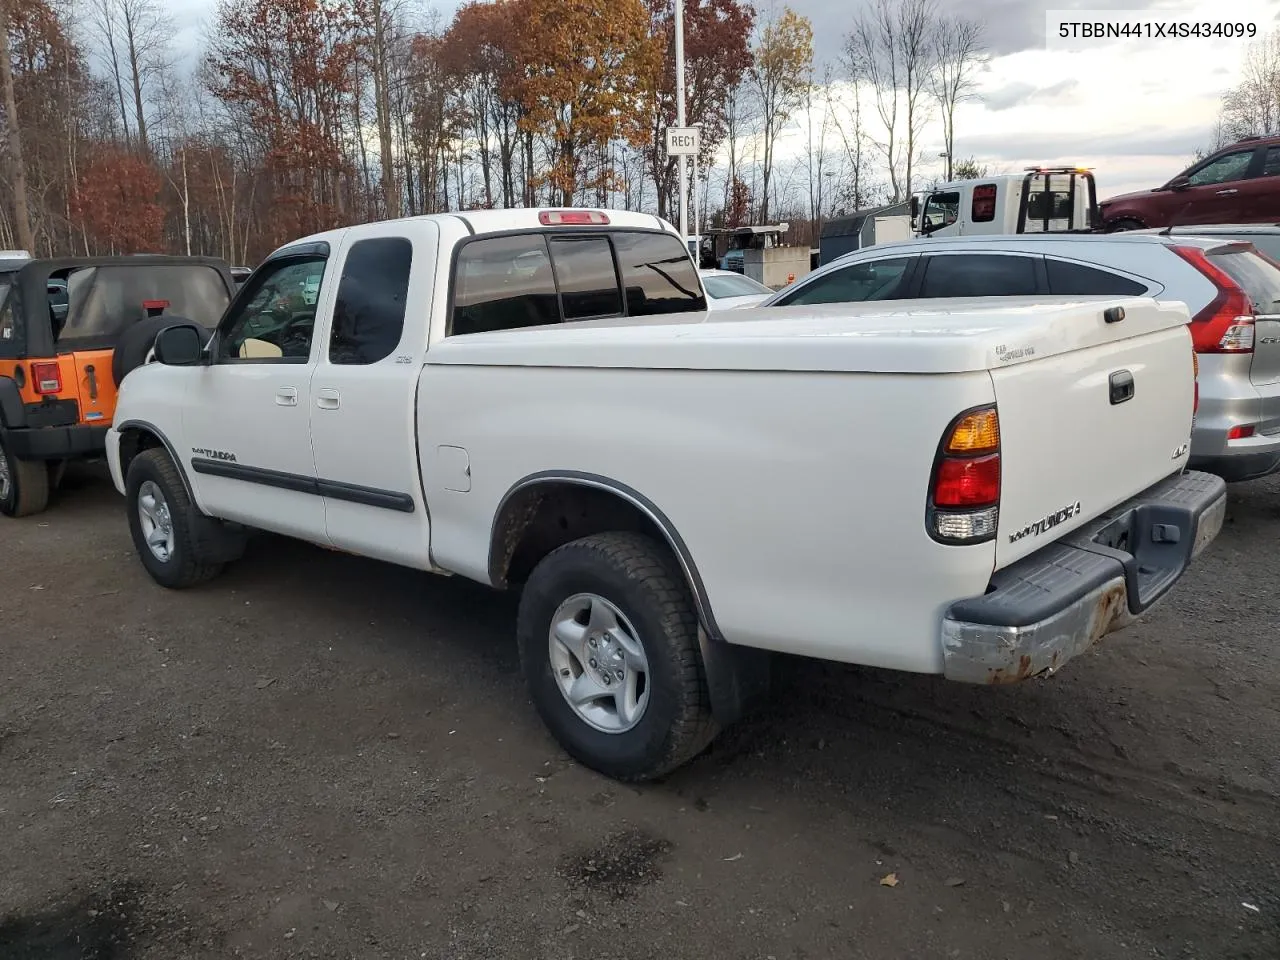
[105,208,1223,782]
[1099,136,1280,231]
[0,255,237,517]
[1134,223,1280,260]
[698,268,774,309]
[762,233,1280,483]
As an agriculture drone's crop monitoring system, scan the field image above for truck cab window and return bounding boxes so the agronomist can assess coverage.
[776,257,914,306]
[549,237,622,320]
[611,231,706,315]
[922,192,960,234]
[218,256,327,362]
[452,234,559,335]
[918,254,1037,298]
[330,237,413,364]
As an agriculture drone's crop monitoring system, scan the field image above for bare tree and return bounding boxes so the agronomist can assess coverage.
[805,63,835,227]
[1216,29,1280,142]
[748,5,812,223]
[928,15,984,181]
[87,0,172,154]
[0,0,35,252]
[846,0,938,202]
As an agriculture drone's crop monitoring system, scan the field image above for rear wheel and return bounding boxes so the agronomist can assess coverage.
[0,435,51,518]
[516,532,716,781]
[125,448,227,588]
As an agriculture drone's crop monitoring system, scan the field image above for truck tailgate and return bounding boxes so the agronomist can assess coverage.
[992,318,1195,570]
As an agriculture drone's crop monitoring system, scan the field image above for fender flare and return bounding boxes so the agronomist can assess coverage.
[489,470,772,726]
[0,376,27,429]
[113,419,198,503]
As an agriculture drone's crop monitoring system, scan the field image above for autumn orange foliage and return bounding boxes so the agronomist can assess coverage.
[72,147,165,253]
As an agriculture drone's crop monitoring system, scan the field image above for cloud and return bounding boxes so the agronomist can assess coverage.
[959,127,1206,162]
[981,78,1079,111]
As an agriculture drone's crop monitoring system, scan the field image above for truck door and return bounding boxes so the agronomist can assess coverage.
[308,220,439,569]
[180,249,330,540]
[919,189,962,237]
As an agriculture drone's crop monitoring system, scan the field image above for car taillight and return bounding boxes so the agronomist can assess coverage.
[928,405,1000,544]
[31,361,62,395]
[1170,245,1255,353]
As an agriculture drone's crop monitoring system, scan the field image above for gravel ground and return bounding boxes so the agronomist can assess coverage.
[1,465,1277,960]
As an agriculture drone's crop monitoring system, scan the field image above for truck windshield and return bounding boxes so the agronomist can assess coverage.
[59,264,231,345]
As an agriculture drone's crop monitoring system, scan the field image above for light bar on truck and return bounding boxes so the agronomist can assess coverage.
[539,210,610,226]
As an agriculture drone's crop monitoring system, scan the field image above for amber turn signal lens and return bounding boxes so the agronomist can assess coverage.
[946,408,999,453]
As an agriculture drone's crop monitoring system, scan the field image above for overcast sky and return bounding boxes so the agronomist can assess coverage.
[165,0,1280,200]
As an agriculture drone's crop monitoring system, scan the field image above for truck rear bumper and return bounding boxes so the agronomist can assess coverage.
[941,470,1227,685]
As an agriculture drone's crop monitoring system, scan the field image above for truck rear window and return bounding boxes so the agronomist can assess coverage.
[1209,248,1280,315]
[58,264,232,345]
[450,229,704,336]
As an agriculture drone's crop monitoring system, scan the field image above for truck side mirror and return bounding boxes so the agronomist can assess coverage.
[910,196,920,221]
[153,323,206,366]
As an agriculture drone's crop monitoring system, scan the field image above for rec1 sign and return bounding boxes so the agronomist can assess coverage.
[665,127,700,156]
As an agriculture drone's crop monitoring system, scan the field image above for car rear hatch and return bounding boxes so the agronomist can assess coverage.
[1201,244,1280,423]
[56,262,232,423]
[988,299,1196,570]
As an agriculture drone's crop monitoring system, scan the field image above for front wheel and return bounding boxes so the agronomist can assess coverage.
[125,448,226,588]
[516,532,717,781]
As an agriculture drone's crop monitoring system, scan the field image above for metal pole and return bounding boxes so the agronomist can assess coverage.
[692,147,699,257]
[674,0,688,243]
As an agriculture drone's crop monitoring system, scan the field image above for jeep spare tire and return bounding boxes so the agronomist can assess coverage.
[113,317,209,386]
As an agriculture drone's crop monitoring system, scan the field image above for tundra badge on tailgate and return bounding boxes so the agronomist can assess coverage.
[1008,500,1082,544]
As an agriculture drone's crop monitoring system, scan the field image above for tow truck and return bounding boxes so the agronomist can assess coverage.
[912,166,1100,238]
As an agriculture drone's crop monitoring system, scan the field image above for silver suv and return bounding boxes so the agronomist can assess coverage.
[766,233,1280,483]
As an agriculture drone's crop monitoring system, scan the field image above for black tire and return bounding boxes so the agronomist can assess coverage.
[112,317,210,386]
[0,434,50,518]
[48,458,67,492]
[1105,217,1145,233]
[517,531,716,781]
[125,447,226,588]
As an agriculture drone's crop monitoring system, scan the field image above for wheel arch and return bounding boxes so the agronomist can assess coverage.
[491,471,772,727]
[488,471,724,642]
[115,419,197,503]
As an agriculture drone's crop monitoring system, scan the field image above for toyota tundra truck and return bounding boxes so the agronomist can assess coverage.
[103,208,1226,781]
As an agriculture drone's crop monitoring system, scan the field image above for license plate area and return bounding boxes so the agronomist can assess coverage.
[1085,504,1196,613]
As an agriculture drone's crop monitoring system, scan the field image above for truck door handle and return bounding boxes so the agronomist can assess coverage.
[1215,189,1238,195]
[1109,370,1135,405]
[275,387,298,406]
[316,388,340,410]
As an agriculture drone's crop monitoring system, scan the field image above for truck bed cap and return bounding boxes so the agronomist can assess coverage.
[428,296,1191,375]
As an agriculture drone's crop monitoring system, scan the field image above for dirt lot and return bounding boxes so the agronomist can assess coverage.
[1,465,1277,960]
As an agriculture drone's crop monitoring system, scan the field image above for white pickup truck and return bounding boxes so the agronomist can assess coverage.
[105,208,1227,781]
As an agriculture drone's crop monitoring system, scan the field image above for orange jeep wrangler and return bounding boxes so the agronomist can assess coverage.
[0,251,235,517]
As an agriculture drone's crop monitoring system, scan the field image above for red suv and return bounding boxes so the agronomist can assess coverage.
[1100,135,1280,231]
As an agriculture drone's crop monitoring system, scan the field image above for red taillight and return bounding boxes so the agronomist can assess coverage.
[934,455,1001,506]
[1170,245,1255,353]
[1228,424,1255,440]
[538,210,610,226]
[929,405,1000,543]
[142,299,170,310]
[31,361,62,395]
